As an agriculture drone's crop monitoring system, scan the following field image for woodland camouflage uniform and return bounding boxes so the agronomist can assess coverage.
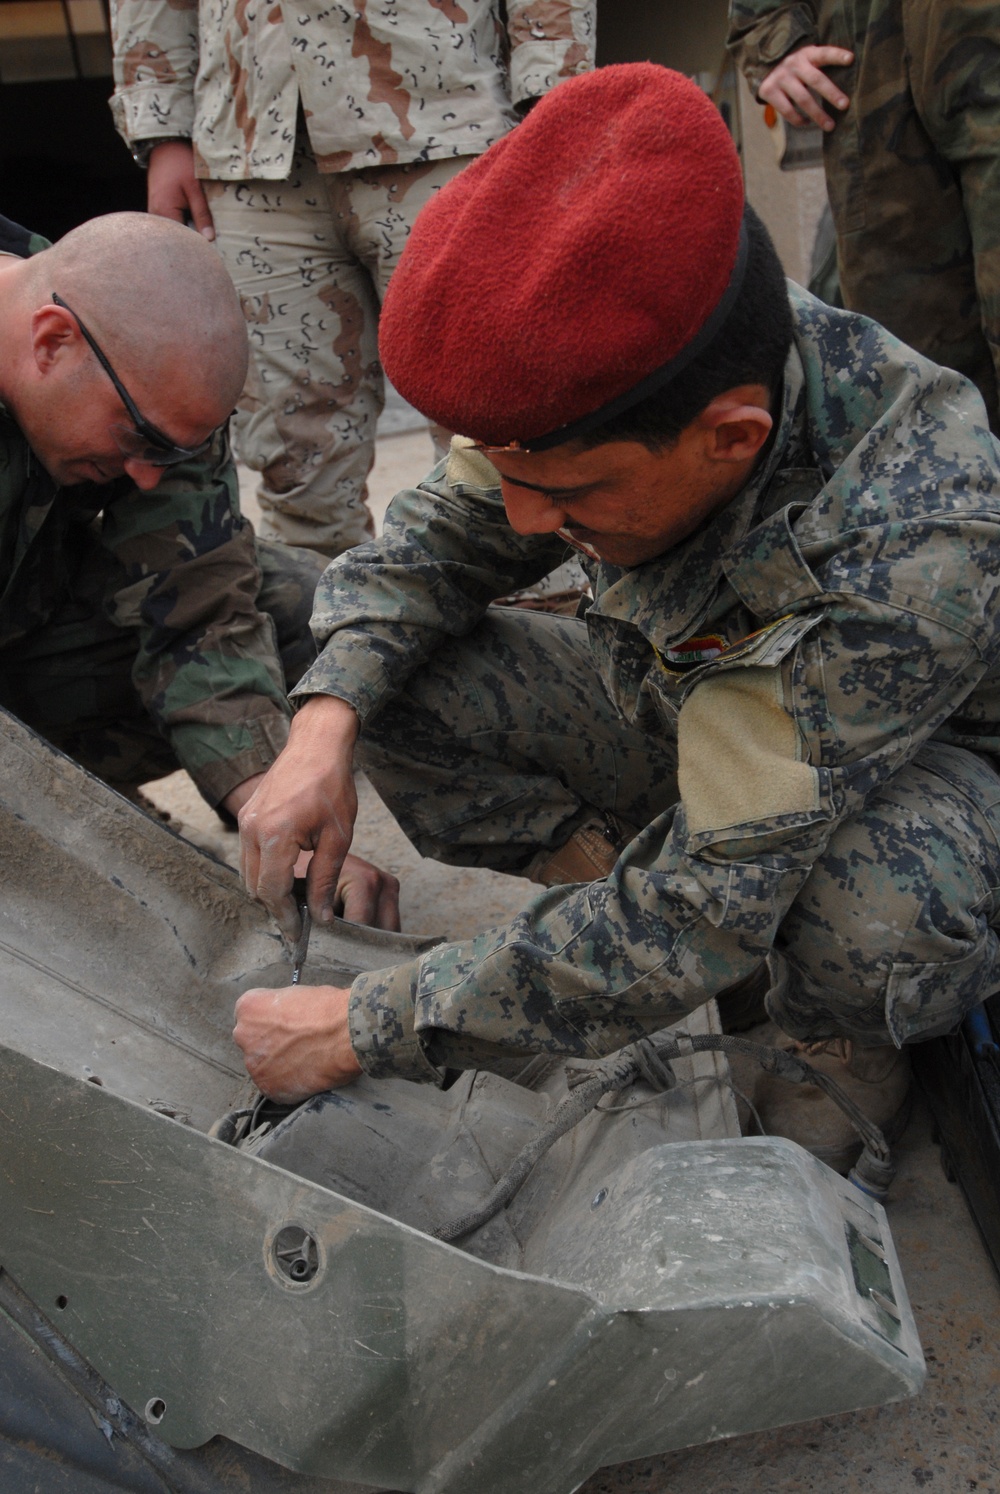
[291,288,1000,1083]
[728,0,1000,431]
[109,0,596,556]
[0,214,321,809]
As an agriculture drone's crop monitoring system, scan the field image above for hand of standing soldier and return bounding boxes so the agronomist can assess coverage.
[147,141,216,240]
[239,694,400,938]
[758,45,854,131]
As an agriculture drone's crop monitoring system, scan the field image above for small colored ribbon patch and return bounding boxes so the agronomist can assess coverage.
[661,633,728,666]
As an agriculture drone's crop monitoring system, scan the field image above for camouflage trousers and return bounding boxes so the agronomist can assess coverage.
[817,0,1000,429]
[206,141,471,558]
[0,536,322,803]
[358,609,1000,1048]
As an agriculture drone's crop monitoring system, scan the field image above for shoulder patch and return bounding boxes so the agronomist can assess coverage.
[678,664,822,838]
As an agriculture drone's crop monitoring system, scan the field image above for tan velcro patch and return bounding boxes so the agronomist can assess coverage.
[678,665,820,837]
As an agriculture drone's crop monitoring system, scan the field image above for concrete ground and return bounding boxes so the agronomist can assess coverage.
[141,422,1000,1494]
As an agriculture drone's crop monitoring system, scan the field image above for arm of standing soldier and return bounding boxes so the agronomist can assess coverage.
[758,45,854,130]
[100,430,292,812]
[109,0,198,157]
[726,3,851,129]
[505,0,596,111]
[146,141,215,239]
[726,0,819,97]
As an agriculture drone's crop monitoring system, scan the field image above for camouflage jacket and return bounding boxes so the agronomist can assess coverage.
[294,286,1000,1083]
[110,0,596,181]
[727,0,824,96]
[0,216,291,807]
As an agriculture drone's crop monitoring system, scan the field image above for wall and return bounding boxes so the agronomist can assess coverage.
[736,74,828,285]
[597,0,730,74]
[0,79,144,240]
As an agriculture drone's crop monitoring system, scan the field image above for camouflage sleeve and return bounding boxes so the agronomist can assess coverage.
[726,0,819,97]
[109,0,198,148]
[100,431,291,807]
[291,442,571,721]
[505,0,597,106]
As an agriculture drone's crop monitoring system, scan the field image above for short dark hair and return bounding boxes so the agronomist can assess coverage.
[580,206,793,452]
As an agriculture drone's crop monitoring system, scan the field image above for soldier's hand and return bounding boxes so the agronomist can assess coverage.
[239,694,363,938]
[147,141,216,240]
[758,45,854,131]
[233,983,363,1102]
[336,853,401,931]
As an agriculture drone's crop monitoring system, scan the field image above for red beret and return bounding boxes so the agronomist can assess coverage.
[379,64,746,450]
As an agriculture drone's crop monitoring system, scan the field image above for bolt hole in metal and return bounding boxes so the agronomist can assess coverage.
[145,1397,166,1425]
[272,1224,321,1285]
[55,1294,68,1310]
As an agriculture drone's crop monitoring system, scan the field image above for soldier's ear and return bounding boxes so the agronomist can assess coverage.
[30,303,81,376]
[700,385,773,465]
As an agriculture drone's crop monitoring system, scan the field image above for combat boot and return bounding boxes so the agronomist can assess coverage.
[729,1023,912,1176]
[527,811,636,886]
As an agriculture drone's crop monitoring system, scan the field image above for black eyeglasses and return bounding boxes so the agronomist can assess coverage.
[51,292,215,468]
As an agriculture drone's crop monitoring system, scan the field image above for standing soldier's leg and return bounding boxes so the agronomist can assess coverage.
[823,0,999,427]
[909,0,1000,432]
[207,141,381,559]
[339,155,476,464]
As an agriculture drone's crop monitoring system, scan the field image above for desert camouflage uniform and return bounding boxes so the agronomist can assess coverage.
[728,0,1000,431]
[291,287,1000,1083]
[109,0,596,557]
[0,216,322,809]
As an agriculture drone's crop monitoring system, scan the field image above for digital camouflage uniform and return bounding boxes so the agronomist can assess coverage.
[109,0,596,557]
[727,0,1000,431]
[0,214,322,809]
[291,286,1000,1084]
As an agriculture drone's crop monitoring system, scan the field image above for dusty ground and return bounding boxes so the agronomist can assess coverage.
[140,424,1000,1494]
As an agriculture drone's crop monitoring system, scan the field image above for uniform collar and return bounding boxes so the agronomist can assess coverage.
[587,336,807,651]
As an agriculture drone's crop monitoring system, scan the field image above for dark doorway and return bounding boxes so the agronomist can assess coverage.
[0,0,144,243]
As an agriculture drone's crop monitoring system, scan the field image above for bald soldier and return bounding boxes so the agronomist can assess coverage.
[0,211,321,816]
[234,65,1000,1173]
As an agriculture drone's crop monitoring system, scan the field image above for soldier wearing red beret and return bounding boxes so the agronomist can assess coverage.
[234,64,1000,1175]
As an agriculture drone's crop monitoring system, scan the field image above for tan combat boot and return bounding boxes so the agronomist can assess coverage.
[527,812,635,887]
[730,1023,912,1175]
